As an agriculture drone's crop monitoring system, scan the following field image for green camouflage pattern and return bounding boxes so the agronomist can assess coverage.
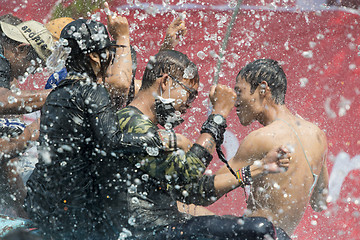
[116,106,211,204]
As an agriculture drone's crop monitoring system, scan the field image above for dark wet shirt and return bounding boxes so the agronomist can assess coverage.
[25,74,162,239]
[102,106,217,238]
[0,45,11,90]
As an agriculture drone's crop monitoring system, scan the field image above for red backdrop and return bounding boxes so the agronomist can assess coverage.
[1,1,359,239]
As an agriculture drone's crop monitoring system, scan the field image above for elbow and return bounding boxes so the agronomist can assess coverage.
[107,79,131,94]
[106,71,132,93]
[115,81,131,93]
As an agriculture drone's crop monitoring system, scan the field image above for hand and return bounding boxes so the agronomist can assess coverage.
[176,133,192,152]
[209,84,236,118]
[26,118,40,142]
[161,13,187,50]
[104,2,129,39]
[258,146,291,174]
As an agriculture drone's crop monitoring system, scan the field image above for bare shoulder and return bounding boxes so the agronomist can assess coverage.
[233,126,278,165]
[299,118,327,148]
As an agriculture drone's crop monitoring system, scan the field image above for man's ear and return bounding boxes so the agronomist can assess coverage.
[15,43,30,54]
[259,80,269,97]
[159,74,170,92]
[88,52,101,66]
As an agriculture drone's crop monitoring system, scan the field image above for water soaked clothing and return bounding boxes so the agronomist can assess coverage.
[98,106,289,239]
[44,67,68,89]
[0,44,10,90]
[24,74,163,239]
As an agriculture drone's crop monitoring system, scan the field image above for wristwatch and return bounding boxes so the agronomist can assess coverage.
[213,114,225,125]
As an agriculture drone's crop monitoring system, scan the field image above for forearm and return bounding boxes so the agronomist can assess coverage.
[90,91,163,153]
[180,163,262,205]
[106,36,132,92]
[0,89,49,114]
[195,110,229,156]
[0,139,27,162]
[214,164,267,198]
[194,133,216,156]
[0,120,38,162]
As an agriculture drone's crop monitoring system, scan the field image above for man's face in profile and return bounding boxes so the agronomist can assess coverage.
[13,44,42,79]
[234,76,259,126]
[168,76,199,115]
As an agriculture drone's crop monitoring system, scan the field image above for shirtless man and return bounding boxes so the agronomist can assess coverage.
[217,59,329,235]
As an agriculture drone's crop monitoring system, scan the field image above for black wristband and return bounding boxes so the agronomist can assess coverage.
[189,143,213,166]
[170,129,177,150]
[200,114,227,147]
[241,165,253,185]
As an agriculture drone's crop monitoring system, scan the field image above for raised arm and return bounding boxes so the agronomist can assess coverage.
[160,13,187,51]
[216,130,274,175]
[84,83,163,154]
[103,2,132,104]
[214,146,290,198]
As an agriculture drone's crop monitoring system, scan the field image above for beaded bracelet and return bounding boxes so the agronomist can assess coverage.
[235,169,245,188]
[241,165,253,186]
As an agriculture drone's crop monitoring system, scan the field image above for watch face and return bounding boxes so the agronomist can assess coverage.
[214,115,223,125]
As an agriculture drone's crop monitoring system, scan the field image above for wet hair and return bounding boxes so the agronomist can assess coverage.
[65,39,93,79]
[237,59,287,105]
[61,19,114,81]
[65,40,113,83]
[141,49,199,90]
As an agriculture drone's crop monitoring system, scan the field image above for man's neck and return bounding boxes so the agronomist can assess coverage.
[129,89,157,124]
[259,103,293,126]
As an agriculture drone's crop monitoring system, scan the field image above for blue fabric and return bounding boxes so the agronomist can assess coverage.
[0,214,33,237]
[45,68,68,89]
[0,118,26,137]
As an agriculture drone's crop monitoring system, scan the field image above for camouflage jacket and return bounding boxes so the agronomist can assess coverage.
[103,106,217,237]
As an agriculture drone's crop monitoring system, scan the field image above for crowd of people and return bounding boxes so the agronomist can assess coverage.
[0,2,328,240]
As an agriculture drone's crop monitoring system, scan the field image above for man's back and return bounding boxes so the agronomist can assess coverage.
[232,115,327,234]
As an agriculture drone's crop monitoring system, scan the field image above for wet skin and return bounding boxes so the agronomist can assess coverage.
[217,76,328,235]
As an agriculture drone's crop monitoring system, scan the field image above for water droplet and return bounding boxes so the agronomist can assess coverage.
[316,33,324,40]
[197,51,206,60]
[128,216,136,226]
[128,185,137,194]
[7,96,17,104]
[299,78,308,87]
[131,197,139,204]
[311,220,317,226]
[301,50,313,58]
[228,0,237,8]
[141,174,149,181]
[134,178,141,185]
